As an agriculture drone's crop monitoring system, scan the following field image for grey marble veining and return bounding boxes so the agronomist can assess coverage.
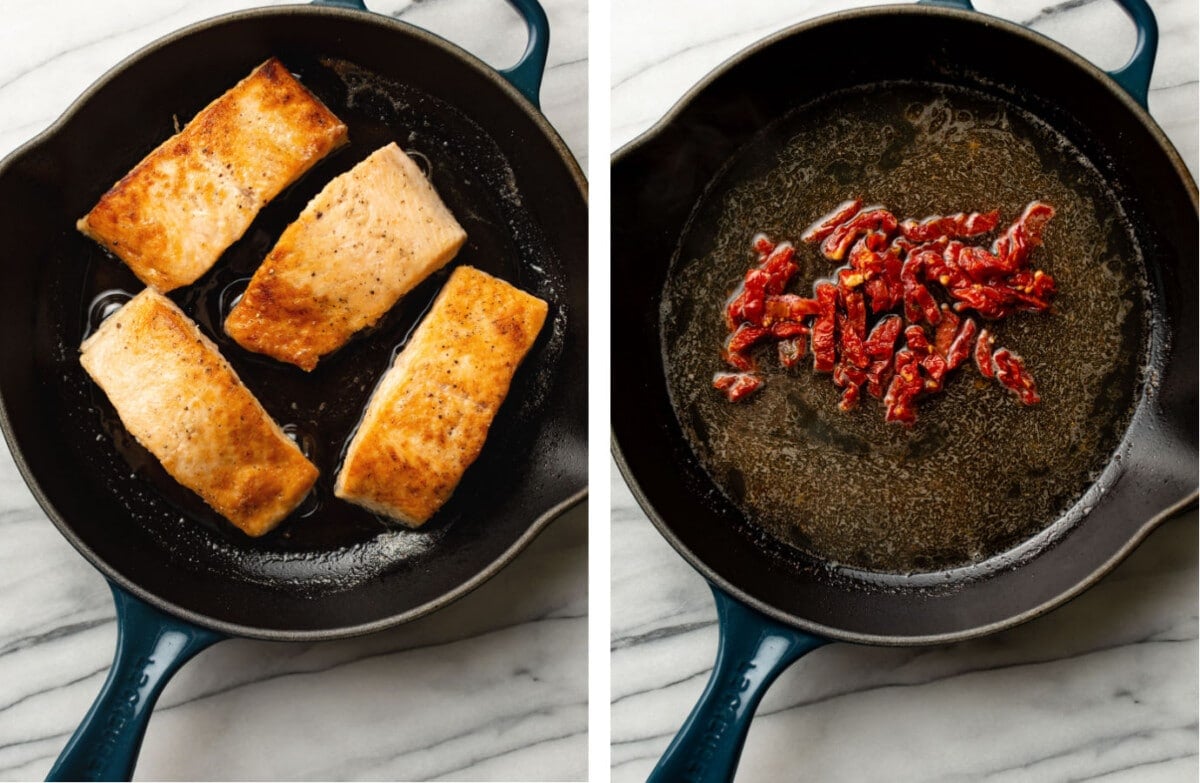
[610,1,1198,780]
[0,1,587,780]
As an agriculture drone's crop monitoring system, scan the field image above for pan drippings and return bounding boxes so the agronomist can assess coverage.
[662,82,1148,573]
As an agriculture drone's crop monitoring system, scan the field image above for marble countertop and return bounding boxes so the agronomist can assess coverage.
[611,1,1198,781]
[0,1,586,780]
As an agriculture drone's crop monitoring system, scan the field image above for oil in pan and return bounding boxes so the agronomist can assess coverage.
[661,81,1149,574]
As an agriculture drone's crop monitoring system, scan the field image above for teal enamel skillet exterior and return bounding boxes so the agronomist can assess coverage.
[46,585,225,781]
[0,1,586,780]
[610,2,1195,782]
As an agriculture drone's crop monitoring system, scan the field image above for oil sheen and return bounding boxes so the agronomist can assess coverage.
[661,82,1147,574]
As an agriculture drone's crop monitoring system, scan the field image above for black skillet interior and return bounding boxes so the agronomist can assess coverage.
[0,7,587,638]
[612,7,1197,643]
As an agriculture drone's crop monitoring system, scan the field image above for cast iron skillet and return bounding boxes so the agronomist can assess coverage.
[611,1,1196,780]
[0,1,586,779]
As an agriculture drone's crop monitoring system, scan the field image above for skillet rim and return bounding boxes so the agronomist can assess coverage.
[610,2,1199,646]
[0,3,589,642]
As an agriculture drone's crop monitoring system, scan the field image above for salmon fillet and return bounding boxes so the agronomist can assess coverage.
[334,266,547,526]
[77,58,348,293]
[224,142,467,371]
[80,289,319,537]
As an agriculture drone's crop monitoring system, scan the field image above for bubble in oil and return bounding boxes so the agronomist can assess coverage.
[294,485,323,519]
[218,278,251,321]
[281,422,316,459]
[406,149,433,178]
[85,289,134,337]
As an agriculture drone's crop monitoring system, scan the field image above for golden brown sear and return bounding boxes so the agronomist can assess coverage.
[224,143,468,371]
[80,289,319,536]
[77,58,348,292]
[334,266,547,526]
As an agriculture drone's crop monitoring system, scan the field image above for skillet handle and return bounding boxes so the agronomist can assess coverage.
[495,0,551,109]
[648,584,829,783]
[311,0,550,109]
[1105,0,1158,108]
[916,0,1158,108]
[46,582,224,782]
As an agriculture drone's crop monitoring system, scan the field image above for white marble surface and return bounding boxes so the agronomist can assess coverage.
[0,1,587,780]
[611,1,1198,781]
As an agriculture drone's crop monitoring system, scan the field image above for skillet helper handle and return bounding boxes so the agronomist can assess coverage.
[310,0,550,109]
[46,582,224,782]
[495,0,551,109]
[916,0,1158,108]
[1105,0,1158,108]
[648,585,829,783]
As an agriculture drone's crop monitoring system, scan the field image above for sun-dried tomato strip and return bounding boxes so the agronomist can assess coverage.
[863,230,889,252]
[726,268,767,327]
[880,251,905,313]
[899,209,1000,242]
[833,362,868,411]
[726,242,801,328]
[864,315,903,359]
[839,383,862,412]
[904,325,948,391]
[950,275,1057,319]
[864,277,891,313]
[902,253,942,324]
[931,241,972,290]
[723,350,753,372]
[949,282,1030,320]
[821,209,899,261]
[994,201,1055,270]
[843,288,867,334]
[811,282,838,372]
[761,242,799,295]
[727,324,769,355]
[922,353,948,392]
[864,316,902,400]
[974,328,996,378]
[802,199,863,244]
[905,325,931,353]
[769,321,808,339]
[723,324,769,370]
[832,362,868,388]
[945,317,978,370]
[934,305,960,356]
[884,350,922,425]
[1006,269,1057,312]
[764,294,821,323]
[848,236,901,313]
[866,359,894,399]
[713,372,761,402]
[993,348,1040,405]
[956,245,1009,280]
[838,311,869,369]
[848,238,879,273]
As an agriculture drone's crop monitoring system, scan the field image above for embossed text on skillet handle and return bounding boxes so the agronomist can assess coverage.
[648,584,829,783]
[46,582,224,782]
